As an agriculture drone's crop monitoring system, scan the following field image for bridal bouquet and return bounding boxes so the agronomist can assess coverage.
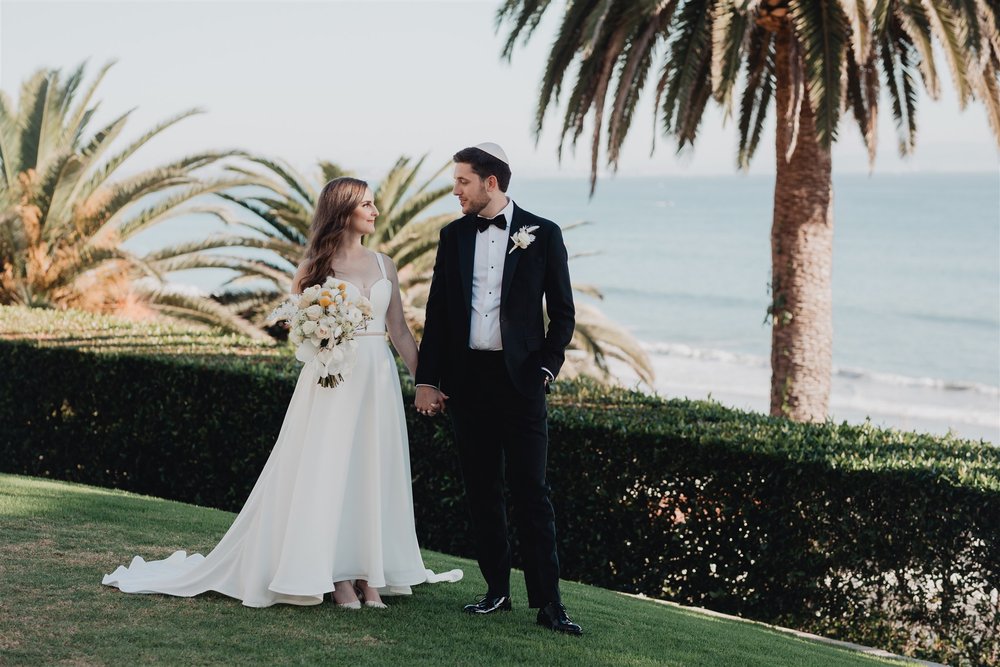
[268,279,374,388]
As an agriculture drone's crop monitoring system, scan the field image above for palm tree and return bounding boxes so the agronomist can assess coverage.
[497,0,1000,421]
[0,61,266,338]
[147,155,454,330]
[160,154,654,384]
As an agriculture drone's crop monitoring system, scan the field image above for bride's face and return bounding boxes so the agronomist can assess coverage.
[348,188,378,235]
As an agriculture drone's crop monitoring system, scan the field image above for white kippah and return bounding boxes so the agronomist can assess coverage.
[474,142,509,166]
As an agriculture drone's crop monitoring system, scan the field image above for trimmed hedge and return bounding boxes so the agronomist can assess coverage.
[3,306,998,666]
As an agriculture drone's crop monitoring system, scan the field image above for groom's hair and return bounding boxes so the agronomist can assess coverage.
[453,147,511,192]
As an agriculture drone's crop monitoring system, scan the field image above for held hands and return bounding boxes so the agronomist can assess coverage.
[415,385,449,417]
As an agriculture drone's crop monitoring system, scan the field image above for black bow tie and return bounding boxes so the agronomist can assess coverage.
[476,214,507,233]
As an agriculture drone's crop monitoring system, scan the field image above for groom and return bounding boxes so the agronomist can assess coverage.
[415,143,581,635]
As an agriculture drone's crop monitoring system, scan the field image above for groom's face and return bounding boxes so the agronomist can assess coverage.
[452,163,491,215]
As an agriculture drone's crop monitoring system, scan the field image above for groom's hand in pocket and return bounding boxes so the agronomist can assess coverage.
[542,368,553,394]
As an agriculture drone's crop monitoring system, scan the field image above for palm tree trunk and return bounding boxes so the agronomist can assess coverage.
[769,24,834,421]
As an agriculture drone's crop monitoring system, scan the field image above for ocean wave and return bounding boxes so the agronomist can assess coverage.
[599,286,762,309]
[827,394,1000,429]
[644,341,769,367]
[834,366,1000,396]
[642,341,1000,397]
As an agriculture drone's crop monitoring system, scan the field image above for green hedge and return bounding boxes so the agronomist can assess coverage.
[3,306,998,666]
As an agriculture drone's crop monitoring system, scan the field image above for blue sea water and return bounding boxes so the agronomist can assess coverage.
[130,172,1000,441]
[514,173,1000,441]
[513,173,999,387]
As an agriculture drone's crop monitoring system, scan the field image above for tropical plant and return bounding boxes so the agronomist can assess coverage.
[0,61,267,338]
[497,0,1000,420]
[158,154,653,384]
[146,155,454,330]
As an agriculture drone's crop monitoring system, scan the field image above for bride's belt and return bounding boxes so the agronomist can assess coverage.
[354,330,387,338]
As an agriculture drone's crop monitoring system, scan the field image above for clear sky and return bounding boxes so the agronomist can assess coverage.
[1,0,998,182]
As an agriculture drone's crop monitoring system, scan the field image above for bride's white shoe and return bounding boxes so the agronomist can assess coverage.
[355,583,388,609]
[332,582,362,610]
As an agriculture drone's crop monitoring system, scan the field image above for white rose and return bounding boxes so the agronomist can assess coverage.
[305,305,324,320]
[300,320,317,335]
[347,307,362,325]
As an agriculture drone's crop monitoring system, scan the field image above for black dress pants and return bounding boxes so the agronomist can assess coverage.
[447,350,561,608]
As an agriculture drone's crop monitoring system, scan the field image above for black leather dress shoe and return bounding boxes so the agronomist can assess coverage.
[463,594,512,614]
[536,602,583,635]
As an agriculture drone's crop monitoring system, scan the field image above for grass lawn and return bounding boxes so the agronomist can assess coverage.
[0,473,913,666]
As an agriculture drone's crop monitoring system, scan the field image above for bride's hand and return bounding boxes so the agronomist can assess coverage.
[415,386,447,417]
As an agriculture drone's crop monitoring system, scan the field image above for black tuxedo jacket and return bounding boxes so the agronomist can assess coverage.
[416,203,575,398]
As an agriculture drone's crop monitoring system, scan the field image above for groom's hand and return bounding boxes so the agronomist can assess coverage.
[415,386,448,417]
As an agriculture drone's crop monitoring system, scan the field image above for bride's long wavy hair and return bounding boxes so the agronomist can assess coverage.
[295,177,370,292]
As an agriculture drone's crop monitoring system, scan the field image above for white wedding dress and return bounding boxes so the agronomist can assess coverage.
[103,254,461,607]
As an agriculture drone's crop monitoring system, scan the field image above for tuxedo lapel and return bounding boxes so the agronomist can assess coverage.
[457,215,476,314]
[500,204,524,310]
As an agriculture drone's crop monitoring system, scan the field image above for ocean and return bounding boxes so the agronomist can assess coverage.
[130,172,1000,443]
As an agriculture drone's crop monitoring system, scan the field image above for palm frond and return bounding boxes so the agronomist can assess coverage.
[144,234,303,263]
[843,0,874,65]
[894,1,941,97]
[497,0,555,60]
[880,17,919,154]
[608,12,666,168]
[318,160,352,184]
[214,192,308,241]
[112,176,260,241]
[572,282,604,299]
[845,45,880,166]
[153,253,293,286]
[16,70,51,172]
[242,154,316,203]
[921,0,971,105]
[572,300,654,385]
[136,283,271,340]
[737,28,776,168]
[711,1,751,117]
[63,60,116,147]
[788,0,850,148]
[657,0,714,151]
[72,109,204,205]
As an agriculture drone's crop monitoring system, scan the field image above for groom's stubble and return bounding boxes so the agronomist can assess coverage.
[458,181,491,216]
[453,162,502,216]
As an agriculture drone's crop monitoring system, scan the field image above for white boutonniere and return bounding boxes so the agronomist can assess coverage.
[509,225,540,255]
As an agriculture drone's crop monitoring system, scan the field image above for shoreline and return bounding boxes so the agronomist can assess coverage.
[602,347,1000,445]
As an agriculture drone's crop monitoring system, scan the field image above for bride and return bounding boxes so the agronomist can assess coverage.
[102,177,461,608]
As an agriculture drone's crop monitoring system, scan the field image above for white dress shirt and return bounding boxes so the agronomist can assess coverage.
[469,198,515,350]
